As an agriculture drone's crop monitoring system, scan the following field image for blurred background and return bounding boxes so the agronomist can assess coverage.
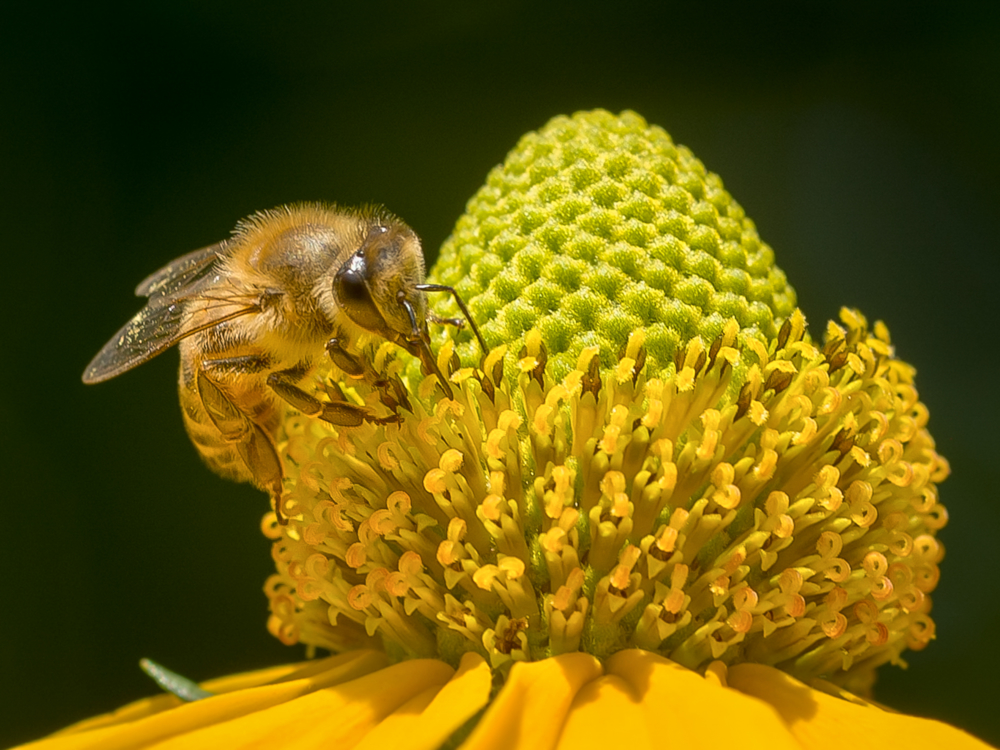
[2,2,999,746]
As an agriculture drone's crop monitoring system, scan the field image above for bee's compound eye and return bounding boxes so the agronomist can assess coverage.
[333,256,385,332]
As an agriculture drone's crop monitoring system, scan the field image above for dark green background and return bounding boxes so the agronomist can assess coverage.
[3,2,999,747]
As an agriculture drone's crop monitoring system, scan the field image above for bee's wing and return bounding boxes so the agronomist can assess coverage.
[82,297,197,383]
[83,244,242,384]
[134,241,227,299]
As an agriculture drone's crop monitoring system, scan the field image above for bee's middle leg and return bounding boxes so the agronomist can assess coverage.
[266,370,396,426]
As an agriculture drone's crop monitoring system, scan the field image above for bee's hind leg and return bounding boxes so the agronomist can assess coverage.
[195,370,286,523]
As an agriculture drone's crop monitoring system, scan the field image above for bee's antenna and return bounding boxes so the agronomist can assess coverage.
[415,284,486,354]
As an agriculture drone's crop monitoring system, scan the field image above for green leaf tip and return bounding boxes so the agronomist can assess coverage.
[430,109,797,381]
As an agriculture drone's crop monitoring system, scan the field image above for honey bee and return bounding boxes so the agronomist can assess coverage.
[83,203,484,519]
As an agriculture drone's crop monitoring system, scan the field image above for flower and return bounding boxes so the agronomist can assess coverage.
[19,110,994,749]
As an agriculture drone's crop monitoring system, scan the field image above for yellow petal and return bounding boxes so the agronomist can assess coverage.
[52,658,340,736]
[353,653,492,750]
[555,675,652,750]
[727,663,996,750]
[607,650,802,750]
[19,650,389,750]
[461,652,603,750]
[147,658,455,749]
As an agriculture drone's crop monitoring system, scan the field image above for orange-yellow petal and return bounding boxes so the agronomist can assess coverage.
[607,649,802,750]
[51,657,349,737]
[461,652,603,750]
[554,675,651,750]
[147,658,455,749]
[727,663,995,750]
[20,650,390,750]
[353,653,492,750]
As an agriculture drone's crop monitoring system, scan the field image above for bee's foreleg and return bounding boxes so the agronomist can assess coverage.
[379,376,412,414]
[428,313,466,330]
[414,282,487,353]
[266,371,397,426]
[325,335,396,390]
[195,370,286,522]
[325,337,366,377]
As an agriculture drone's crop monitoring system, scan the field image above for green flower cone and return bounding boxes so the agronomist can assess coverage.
[430,108,796,382]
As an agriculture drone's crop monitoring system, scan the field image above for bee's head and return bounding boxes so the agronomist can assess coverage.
[332,221,452,396]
